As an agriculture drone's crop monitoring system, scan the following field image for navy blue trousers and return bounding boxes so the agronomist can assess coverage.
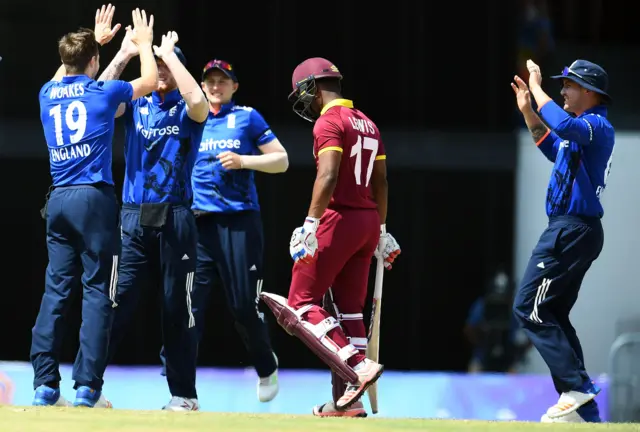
[160,211,277,378]
[513,215,604,393]
[31,184,119,391]
[108,204,198,399]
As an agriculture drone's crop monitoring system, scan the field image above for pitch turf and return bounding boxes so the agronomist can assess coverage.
[1,406,639,431]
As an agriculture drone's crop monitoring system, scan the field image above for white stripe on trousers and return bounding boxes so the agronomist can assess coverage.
[109,255,118,306]
[255,279,264,320]
[529,278,551,323]
[186,271,195,328]
[255,279,264,300]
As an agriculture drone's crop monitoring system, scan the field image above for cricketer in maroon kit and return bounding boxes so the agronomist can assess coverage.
[260,57,401,416]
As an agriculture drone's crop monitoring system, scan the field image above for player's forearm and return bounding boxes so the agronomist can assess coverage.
[530,84,553,112]
[241,152,289,173]
[98,51,135,81]
[372,177,388,224]
[138,44,158,90]
[521,105,549,143]
[163,53,208,118]
[307,173,338,219]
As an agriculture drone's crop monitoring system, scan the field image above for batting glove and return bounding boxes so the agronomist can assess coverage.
[375,224,401,269]
[289,217,319,264]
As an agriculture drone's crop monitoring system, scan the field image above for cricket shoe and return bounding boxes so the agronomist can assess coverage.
[73,386,112,408]
[162,396,199,411]
[545,381,600,419]
[313,400,367,418]
[257,352,279,402]
[336,359,384,411]
[32,385,72,407]
[542,399,602,423]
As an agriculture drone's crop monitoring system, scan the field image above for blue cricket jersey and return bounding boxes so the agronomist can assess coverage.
[39,75,133,186]
[536,102,615,218]
[122,89,206,204]
[191,102,276,213]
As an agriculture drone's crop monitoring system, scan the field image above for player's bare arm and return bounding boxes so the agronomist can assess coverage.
[308,150,341,219]
[218,139,289,173]
[98,21,140,82]
[287,148,341,264]
[106,25,143,118]
[371,158,400,270]
[526,60,553,110]
[511,74,549,143]
[371,159,388,224]
[51,4,121,82]
[126,9,158,101]
[153,32,208,123]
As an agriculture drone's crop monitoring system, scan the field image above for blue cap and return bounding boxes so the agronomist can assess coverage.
[201,59,237,82]
[551,60,610,102]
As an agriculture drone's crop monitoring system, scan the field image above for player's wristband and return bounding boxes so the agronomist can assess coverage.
[380,224,387,235]
[303,217,320,233]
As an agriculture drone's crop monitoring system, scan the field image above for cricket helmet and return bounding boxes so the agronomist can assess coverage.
[288,57,343,122]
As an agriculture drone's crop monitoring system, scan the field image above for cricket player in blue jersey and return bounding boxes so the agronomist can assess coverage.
[170,59,288,402]
[511,59,615,423]
[31,6,158,408]
[105,31,209,411]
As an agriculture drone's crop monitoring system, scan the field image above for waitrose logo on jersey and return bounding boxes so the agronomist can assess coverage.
[136,122,180,139]
[198,138,242,152]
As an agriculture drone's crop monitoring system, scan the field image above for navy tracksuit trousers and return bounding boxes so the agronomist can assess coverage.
[107,204,198,399]
[160,210,277,378]
[31,184,119,391]
[513,215,603,394]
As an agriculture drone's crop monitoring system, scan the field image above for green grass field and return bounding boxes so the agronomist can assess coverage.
[1,406,639,432]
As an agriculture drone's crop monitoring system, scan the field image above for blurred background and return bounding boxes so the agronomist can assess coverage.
[0,0,639,422]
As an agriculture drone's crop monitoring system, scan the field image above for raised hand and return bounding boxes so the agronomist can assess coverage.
[94,3,121,46]
[129,8,154,47]
[511,75,532,112]
[526,59,543,89]
[153,31,179,59]
[118,25,139,57]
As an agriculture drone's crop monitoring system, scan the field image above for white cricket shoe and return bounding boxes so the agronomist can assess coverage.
[162,396,199,411]
[257,353,279,402]
[336,358,384,410]
[545,384,600,419]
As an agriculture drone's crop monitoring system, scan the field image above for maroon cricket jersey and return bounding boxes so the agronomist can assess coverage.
[312,99,386,210]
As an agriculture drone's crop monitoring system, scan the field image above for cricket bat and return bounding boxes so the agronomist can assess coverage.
[366,256,385,414]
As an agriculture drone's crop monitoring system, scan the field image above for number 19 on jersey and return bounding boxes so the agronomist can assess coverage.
[49,101,88,146]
